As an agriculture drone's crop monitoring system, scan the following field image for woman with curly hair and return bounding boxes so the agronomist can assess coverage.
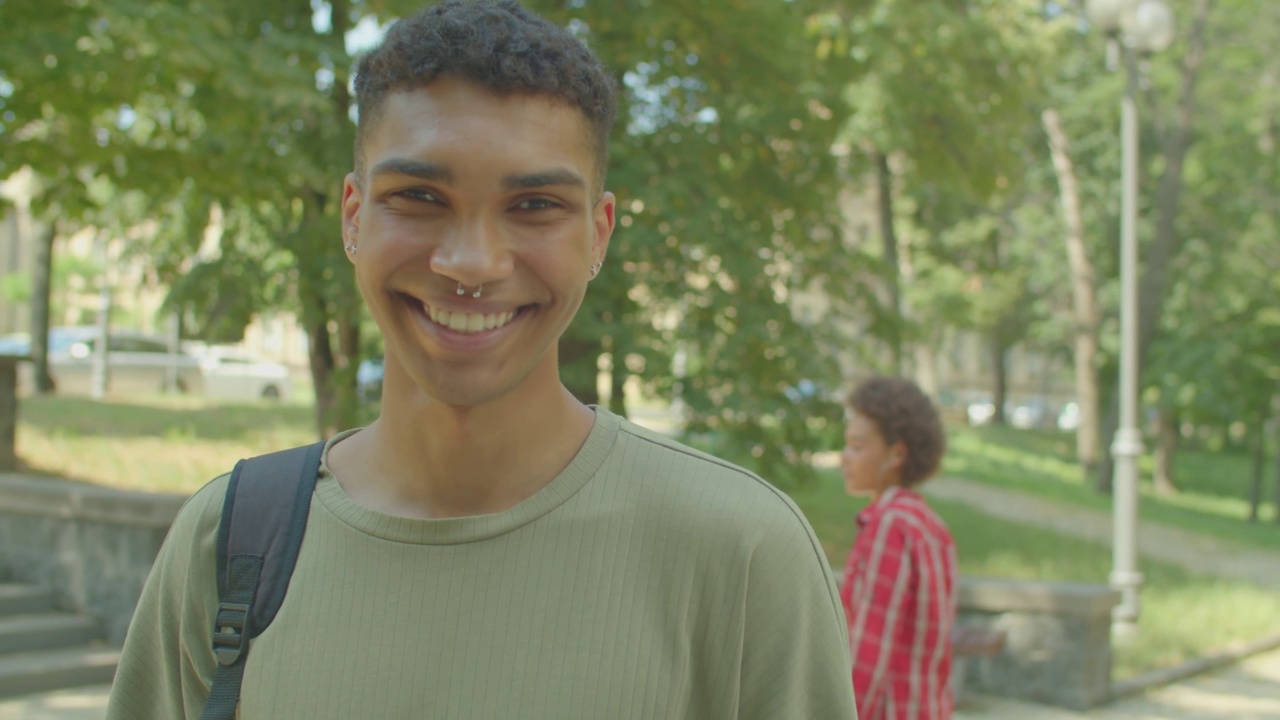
[840,376,958,719]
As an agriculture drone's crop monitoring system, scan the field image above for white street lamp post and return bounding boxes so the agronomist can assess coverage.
[1083,0,1175,635]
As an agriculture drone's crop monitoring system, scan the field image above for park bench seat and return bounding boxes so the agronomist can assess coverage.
[953,625,1006,657]
[952,625,1005,705]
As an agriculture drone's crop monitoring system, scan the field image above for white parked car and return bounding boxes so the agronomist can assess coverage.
[1057,401,1081,432]
[4,326,204,397]
[196,347,293,402]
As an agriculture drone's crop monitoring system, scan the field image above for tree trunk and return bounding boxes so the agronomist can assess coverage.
[895,213,937,397]
[913,342,940,399]
[559,333,600,405]
[1041,108,1101,472]
[1136,0,1212,374]
[1096,0,1212,495]
[1249,422,1265,522]
[874,150,903,375]
[1273,397,1280,524]
[291,0,361,441]
[307,316,340,440]
[609,357,627,417]
[29,223,56,393]
[332,307,361,431]
[990,336,1008,426]
[1096,401,1117,493]
[1153,406,1179,495]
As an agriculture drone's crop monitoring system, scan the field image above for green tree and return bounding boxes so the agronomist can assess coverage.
[809,0,1046,379]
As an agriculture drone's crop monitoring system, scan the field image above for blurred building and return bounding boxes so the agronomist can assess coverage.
[789,180,1074,413]
[0,172,309,373]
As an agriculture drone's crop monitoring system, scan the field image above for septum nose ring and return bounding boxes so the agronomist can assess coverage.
[456,282,482,299]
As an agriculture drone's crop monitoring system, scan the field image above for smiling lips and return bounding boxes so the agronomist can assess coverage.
[421,302,517,335]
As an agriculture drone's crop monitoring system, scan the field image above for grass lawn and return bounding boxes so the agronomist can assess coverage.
[787,467,1280,680]
[15,396,1280,678]
[15,394,318,493]
[945,423,1280,551]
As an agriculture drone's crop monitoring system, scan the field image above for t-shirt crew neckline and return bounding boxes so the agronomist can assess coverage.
[312,406,619,546]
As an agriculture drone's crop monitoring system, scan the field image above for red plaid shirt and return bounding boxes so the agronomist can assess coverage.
[840,487,958,720]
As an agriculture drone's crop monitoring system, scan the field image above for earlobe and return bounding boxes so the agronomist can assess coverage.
[341,173,362,261]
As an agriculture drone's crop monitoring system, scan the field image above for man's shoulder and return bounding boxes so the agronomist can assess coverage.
[610,415,811,532]
[176,472,233,526]
[615,416,778,489]
[154,473,233,562]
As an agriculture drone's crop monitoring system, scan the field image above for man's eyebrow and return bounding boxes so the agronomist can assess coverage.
[502,168,586,191]
[370,158,453,183]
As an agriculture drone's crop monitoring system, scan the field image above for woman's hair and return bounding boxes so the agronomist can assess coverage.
[847,376,946,488]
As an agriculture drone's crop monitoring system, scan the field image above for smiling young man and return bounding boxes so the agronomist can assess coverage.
[106,2,856,718]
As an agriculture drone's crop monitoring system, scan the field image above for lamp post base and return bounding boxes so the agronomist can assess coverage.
[1111,426,1144,635]
[1109,568,1144,636]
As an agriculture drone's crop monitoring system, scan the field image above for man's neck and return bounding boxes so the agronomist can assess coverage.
[330,378,596,519]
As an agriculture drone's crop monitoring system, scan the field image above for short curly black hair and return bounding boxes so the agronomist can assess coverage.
[848,377,946,488]
[351,0,617,190]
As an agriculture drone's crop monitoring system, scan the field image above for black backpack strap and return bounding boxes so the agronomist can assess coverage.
[200,441,325,720]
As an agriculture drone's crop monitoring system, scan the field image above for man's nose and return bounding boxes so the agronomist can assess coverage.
[431,215,513,286]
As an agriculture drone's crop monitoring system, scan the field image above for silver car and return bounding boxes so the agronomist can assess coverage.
[4,327,204,397]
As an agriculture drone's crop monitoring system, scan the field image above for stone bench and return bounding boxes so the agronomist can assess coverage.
[832,570,1119,710]
[957,576,1119,710]
[952,624,1006,706]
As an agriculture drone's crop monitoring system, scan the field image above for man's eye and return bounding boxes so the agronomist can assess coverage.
[396,189,441,203]
[515,198,558,211]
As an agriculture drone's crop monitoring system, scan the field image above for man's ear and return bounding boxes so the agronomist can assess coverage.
[341,172,362,261]
[591,191,616,267]
[886,441,908,472]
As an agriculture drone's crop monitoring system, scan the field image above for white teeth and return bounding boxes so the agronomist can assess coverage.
[419,301,515,335]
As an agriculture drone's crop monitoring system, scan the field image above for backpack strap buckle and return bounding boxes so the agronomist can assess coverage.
[212,601,252,666]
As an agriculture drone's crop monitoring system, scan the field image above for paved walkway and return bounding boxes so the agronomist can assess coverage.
[958,644,1280,718]
[923,477,1280,589]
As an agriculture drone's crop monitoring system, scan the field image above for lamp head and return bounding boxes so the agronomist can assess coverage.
[1084,0,1134,33]
[1130,0,1176,53]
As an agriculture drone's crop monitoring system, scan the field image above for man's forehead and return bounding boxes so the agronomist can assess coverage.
[358,82,603,189]
[367,156,587,192]
[380,80,585,123]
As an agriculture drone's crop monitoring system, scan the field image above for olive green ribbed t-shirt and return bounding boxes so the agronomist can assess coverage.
[107,408,856,719]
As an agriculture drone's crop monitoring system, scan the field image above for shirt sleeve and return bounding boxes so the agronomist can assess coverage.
[846,514,913,718]
[737,502,858,719]
[106,476,228,720]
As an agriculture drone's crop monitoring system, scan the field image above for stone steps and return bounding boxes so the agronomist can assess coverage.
[0,583,116,699]
[0,646,119,699]
[0,614,103,655]
[0,585,53,617]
